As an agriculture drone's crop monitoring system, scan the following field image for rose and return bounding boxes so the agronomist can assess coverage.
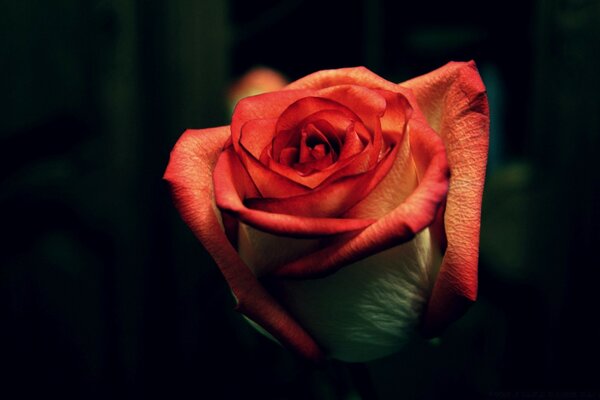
[164,61,489,362]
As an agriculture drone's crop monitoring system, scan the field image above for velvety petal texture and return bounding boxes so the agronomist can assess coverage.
[238,223,440,362]
[164,62,488,362]
[163,127,324,362]
[403,61,489,336]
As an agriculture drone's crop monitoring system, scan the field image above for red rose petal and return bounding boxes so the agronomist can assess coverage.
[213,146,376,237]
[269,111,348,165]
[239,117,277,160]
[266,110,382,189]
[296,125,334,170]
[279,147,298,166]
[274,96,359,144]
[230,89,317,193]
[339,122,367,160]
[163,127,324,362]
[237,119,310,198]
[315,85,386,139]
[402,61,489,336]
[287,67,399,93]
[236,99,372,193]
[231,89,315,147]
[234,87,391,194]
[342,119,416,219]
[266,144,376,190]
[245,136,401,218]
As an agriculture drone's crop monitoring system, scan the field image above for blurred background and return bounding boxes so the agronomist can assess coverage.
[1,0,599,399]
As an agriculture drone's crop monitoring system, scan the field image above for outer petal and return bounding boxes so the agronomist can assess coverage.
[286,66,399,92]
[402,61,489,336]
[240,225,438,362]
[163,127,324,362]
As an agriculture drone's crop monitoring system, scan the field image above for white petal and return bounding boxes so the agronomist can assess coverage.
[238,222,440,362]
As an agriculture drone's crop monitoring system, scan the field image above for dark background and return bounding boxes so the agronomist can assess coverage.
[2,0,599,399]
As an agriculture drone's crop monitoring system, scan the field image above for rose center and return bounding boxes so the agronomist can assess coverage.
[300,123,334,161]
[275,121,340,174]
[261,97,377,180]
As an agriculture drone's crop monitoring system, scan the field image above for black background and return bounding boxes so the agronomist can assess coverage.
[2,0,599,399]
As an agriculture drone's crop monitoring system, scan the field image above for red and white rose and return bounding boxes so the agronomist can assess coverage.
[164,61,489,362]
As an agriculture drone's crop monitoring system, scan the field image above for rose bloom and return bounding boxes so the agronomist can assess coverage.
[164,62,489,362]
